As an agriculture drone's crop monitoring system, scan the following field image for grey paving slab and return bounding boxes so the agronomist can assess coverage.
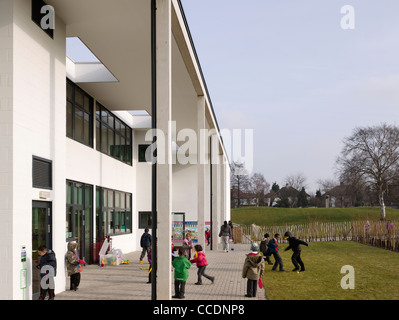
[56,243,266,300]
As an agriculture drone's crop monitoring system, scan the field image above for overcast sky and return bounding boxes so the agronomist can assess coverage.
[181,0,399,193]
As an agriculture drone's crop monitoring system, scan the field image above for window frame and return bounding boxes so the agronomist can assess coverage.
[66,79,94,148]
[95,102,132,165]
[65,180,93,242]
[138,211,152,229]
[96,186,132,237]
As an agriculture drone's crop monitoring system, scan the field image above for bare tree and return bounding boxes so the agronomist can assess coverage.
[317,178,338,194]
[231,161,251,208]
[285,173,307,191]
[336,123,399,220]
[250,172,270,206]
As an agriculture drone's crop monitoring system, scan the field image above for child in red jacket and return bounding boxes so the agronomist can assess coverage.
[190,244,215,285]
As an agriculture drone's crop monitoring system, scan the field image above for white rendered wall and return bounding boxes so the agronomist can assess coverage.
[10,0,66,300]
[133,130,152,248]
[0,0,14,300]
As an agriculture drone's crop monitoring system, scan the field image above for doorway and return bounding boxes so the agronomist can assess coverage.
[32,201,52,300]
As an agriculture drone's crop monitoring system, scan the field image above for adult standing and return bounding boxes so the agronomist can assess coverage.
[140,228,152,264]
[219,221,232,252]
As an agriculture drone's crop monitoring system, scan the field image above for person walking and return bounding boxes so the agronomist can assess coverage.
[172,248,191,299]
[219,221,232,252]
[268,233,285,271]
[284,231,308,272]
[242,242,264,298]
[205,228,211,246]
[190,244,215,285]
[140,228,152,264]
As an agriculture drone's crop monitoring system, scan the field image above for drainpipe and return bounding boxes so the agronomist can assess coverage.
[150,0,157,300]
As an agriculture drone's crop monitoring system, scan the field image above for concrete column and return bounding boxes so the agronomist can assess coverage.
[219,155,225,224]
[211,154,221,250]
[197,96,206,248]
[156,0,172,300]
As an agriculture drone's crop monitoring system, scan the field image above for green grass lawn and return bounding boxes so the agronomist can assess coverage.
[232,206,399,226]
[262,241,399,300]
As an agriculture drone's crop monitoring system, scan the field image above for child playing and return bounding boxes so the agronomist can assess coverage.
[242,242,264,298]
[190,244,215,285]
[36,245,57,300]
[183,233,193,259]
[268,233,285,271]
[66,242,86,291]
[259,233,273,265]
[284,231,309,272]
[172,248,191,299]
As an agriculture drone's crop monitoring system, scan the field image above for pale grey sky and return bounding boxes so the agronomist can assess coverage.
[181,0,399,193]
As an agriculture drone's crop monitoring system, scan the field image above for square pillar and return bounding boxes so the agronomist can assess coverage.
[197,96,206,247]
[155,0,172,300]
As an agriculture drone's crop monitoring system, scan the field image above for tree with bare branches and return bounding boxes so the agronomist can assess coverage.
[336,123,399,220]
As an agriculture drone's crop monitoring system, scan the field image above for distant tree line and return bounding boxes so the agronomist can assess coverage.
[231,123,399,220]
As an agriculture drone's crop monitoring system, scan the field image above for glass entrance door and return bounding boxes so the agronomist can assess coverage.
[32,201,52,300]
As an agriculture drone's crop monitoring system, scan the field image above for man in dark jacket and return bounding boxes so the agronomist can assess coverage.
[140,228,152,264]
[284,231,308,272]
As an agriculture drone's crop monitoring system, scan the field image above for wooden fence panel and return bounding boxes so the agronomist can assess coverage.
[236,220,398,252]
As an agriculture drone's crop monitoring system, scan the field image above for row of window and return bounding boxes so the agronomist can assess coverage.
[67,79,133,165]
[66,181,132,241]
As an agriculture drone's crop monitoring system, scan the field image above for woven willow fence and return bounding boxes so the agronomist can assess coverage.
[234,220,399,252]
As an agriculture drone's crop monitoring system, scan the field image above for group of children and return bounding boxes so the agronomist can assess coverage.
[35,241,86,300]
[35,231,307,300]
[259,232,309,272]
[171,244,215,299]
[242,231,309,297]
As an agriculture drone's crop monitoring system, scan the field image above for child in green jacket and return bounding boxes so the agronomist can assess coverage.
[172,248,191,299]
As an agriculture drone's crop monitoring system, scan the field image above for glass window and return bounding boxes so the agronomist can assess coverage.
[139,145,151,162]
[95,102,132,165]
[66,79,93,147]
[139,212,152,229]
[96,186,132,236]
[66,180,93,243]
[67,102,73,138]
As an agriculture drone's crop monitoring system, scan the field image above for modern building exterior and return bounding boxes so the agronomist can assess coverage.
[0,0,230,300]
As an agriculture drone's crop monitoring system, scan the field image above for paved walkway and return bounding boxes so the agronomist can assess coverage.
[56,243,266,300]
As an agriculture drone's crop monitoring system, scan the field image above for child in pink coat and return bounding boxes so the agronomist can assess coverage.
[190,244,215,285]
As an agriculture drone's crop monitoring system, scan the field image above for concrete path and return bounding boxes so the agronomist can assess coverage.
[56,243,266,300]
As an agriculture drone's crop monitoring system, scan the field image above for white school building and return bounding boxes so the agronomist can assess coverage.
[0,0,230,300]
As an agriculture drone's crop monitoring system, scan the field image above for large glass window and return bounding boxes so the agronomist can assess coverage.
[66,180,93,242]
[66,80,93,147]
[96,103,132,165]
[96,187,132,237]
